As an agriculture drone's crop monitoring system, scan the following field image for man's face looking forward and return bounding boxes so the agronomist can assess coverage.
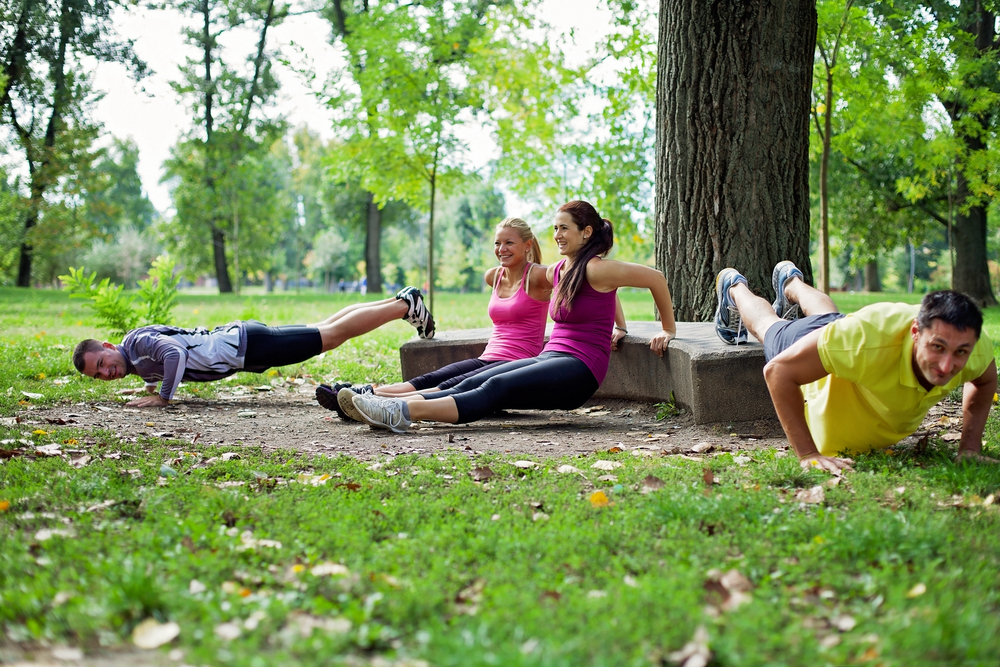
[910,319,978,390]
[81,343,127,381]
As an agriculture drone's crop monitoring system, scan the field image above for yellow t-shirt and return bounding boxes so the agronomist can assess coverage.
[805,303,994,456]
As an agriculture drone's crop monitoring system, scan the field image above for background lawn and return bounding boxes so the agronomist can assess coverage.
[2,286,1000,666]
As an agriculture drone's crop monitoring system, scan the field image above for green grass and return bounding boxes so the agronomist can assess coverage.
[3,286,1000,665]
[2,433,1000,665]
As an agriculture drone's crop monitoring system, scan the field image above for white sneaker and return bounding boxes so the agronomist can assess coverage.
[337,388,366,423]
[353,394,412,433]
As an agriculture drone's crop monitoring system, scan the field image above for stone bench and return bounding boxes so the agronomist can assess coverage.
[398,322,776,424]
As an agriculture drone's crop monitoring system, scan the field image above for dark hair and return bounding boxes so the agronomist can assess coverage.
[73,339,104,373]
[552,200,614,313]
[917,290,983,338]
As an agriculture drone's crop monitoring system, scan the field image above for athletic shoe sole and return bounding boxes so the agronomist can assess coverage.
[337,387,367,423]
[771,261,803,320]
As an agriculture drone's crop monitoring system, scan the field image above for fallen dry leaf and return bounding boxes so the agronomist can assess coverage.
[833,615,856,632]
[555,464,581,474]
[214,622,241,641]
[690,442,713,454]
[132,619,180,649]
[589,491,610,508]
[70,454,91,468]
[795,486,825,504]
[641,476,665,494]
[311,562,350,577]
[906,583,927,598]
[512,460,537,469]
[702,468,715,487]
[470,466,494,482]
[667,625,711,667]
[605,446,623,454]
[591,460,622,471]
[50,647,83,661]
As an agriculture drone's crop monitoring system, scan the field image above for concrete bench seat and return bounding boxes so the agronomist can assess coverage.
[399,322,776,424]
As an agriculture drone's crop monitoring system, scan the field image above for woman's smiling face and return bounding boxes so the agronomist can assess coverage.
[552,211,591,258]
[494,227,529,266]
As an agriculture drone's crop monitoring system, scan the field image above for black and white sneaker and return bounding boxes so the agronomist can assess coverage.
[348,384,374,395]
[395,286,435,339]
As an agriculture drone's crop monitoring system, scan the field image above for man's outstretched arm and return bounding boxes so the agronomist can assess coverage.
[958,359,998,462]
[762,329,854,473]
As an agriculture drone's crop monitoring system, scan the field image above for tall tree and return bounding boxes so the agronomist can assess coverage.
[656,0,817,320]
[165,0,285,292]
[1,0,146,286]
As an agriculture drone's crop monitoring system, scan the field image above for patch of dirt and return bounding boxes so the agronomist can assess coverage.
[15,384,791,461]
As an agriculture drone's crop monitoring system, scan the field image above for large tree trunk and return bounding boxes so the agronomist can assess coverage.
[365,192,383,293]
[211,226,233,293]
[940,2,997,307]
[864,260,881,292]
[655,0,817,320]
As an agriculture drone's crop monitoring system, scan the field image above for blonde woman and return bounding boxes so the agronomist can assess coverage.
[319,217,551,418]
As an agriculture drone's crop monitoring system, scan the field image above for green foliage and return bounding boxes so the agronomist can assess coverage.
[59,256,180,337]
[654,392,682,420]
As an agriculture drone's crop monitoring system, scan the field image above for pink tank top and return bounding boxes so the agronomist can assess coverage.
[481,262,549,361]
[543,259,617,384]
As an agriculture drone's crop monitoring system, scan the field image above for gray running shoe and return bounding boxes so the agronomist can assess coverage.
[714,268,749,345]
[337,387,366,423]
[771,261,804,320]
[352,394,412,433]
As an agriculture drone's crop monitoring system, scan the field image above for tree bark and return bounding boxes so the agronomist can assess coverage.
[655,0,817,320]
[365,192,383,293]
[16,0,74,287]
[938,2,996,306]
[864,260,880,292]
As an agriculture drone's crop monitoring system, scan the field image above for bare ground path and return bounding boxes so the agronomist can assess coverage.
[15,383,792,460]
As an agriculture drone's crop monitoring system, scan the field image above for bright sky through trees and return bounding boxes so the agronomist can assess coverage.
[90,0,616,215]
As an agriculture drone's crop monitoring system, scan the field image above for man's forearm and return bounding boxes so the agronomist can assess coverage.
[766,376,821,459]
[960,380,995,454]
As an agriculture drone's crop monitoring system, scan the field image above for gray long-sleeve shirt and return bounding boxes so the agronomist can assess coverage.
[117,322,248,400]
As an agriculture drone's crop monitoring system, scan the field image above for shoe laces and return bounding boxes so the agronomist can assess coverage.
[727,305,745,345]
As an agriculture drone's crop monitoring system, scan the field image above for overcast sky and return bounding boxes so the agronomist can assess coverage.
[90,0,617,215]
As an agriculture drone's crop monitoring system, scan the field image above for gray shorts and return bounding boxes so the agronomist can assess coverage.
[763,313,845,362]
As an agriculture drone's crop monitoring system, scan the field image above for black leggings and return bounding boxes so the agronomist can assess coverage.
[409,358,510,391]
[422,351,599,424]
[243,322,323,372]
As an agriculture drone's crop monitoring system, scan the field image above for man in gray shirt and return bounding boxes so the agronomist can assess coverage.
[72,288,433,407]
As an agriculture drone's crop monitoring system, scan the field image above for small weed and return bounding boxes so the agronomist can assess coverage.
[654,392,682,420]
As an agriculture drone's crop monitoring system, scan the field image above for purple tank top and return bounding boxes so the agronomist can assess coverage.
[544,259,617,384]
[481,262,549,361]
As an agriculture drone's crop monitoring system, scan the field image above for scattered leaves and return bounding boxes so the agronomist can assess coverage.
[667,625,711,667]
[795,486,825,505]
[591,460,622,471]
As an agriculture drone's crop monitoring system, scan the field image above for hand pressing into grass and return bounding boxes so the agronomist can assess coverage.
[117,387,157,396]
[799,453,854,474]
[957,449,999,464]
[126,395,170,408]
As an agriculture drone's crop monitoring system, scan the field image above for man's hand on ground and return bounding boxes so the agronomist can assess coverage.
[799,453,854,474]
[126,395,170,408]
[957,449,999,464]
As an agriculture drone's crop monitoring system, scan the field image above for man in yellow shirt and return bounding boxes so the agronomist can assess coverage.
[714,261,997,473]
